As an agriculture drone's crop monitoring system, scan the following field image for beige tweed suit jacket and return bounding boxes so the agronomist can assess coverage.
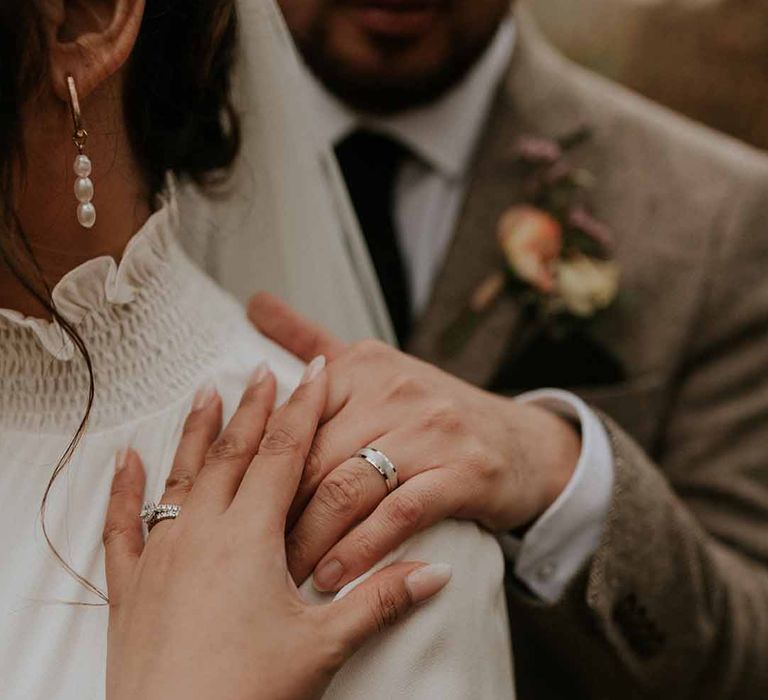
[407,8,768,699]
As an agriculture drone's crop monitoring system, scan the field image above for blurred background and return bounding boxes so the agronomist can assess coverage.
[528,0,768,151]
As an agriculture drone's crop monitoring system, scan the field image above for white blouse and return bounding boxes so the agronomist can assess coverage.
[0,196,514,699]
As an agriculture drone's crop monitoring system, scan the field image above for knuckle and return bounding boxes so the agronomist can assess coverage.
[386,492,424,529]
[421,399,463,434]
[373,587,405,631]
[206,431,251,465]
[303,439,327,483]
[164,469,196,495]
[350,338,389,362]
[463,442,496,482]
[387,374,429,403]
[260,426,302,457]
[102,521,132,548]
[316,469,366,516]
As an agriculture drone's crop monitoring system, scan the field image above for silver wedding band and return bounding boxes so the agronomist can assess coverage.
[140,502,182,532]
[356,447,399,493]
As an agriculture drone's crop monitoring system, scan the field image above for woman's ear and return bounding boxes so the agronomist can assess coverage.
[41,0,145,102]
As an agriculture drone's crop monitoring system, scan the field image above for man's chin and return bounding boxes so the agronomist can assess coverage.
[302,51,482,115]
[320,74,459,115]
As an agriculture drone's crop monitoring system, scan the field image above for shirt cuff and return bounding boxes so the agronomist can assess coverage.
[500,389,615,604]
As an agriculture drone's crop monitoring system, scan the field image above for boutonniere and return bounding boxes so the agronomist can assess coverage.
[440,128,620,357]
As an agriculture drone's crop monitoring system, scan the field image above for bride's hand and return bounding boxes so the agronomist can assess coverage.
[104,359,452,700]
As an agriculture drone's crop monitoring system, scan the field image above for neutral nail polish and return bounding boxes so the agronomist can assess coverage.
[405,564,453,604]
[192,382,217,410]
[301,355,326,385]
[115,448,130,474]
[314,559,344,592]
[248,361,270,387]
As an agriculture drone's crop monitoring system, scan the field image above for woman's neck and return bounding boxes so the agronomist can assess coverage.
[0,85,151,318]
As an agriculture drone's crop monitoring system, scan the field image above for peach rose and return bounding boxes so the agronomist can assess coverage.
[497,205,563,293]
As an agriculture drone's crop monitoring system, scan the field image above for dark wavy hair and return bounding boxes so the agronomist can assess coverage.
[0,0,241,600]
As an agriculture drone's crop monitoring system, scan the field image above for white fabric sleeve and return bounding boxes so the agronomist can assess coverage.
[500,389,615,604]
[301,520,515,699]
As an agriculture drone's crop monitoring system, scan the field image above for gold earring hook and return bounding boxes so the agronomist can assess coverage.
[66,75,88,154]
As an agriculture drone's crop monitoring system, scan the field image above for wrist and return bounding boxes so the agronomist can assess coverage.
[516,403,582,521]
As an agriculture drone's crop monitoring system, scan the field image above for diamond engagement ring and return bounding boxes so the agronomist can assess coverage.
[356,447,399,493]
[140,502,182,532]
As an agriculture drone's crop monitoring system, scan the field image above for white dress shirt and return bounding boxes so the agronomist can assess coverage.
[302,21,615,602]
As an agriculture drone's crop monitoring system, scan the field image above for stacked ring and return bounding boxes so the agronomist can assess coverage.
[356,447,399,493]
[140,502,182,532]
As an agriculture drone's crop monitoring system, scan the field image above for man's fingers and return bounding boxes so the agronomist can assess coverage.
[288,433,422,582]
[234,356,328,523]
[158,385,222,509]
[287,456,389,585]
[104,449,146,604]
[248,292,347,362]
[287,400,389,528]
[312,472,459,592]
[328,561,452,654]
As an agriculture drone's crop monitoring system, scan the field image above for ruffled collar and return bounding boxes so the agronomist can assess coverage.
[0,186,179,362]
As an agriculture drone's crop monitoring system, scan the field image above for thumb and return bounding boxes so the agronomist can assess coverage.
[248,292,347,363]
[328,562,452,654]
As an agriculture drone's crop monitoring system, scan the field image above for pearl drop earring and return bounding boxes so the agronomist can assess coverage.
[66,75,96,229]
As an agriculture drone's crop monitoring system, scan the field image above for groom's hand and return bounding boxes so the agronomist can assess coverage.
[248,293,582,593]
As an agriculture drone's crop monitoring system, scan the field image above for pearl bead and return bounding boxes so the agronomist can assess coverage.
[74,177,94,203]
[73,155,92,178]
[77,202,96,229]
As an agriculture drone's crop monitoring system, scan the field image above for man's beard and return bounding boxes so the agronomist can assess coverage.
[295,23,501,115]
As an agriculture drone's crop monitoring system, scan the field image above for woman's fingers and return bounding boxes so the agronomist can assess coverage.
[234,356,327,523]
[158,385,222,508]
[190,364,276,512]
[312,471,462,592]
[104,449,146,604]
[328,561,452,654]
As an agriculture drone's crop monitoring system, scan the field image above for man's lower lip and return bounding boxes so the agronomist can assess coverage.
[347,4,441,39]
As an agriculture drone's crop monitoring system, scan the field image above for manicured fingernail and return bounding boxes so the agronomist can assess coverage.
[192,383,217,410]
[115,448,130,473]
[301,355,326,386]
[314,559,343,592]
[405,564,453,604]
[248,362,270,388]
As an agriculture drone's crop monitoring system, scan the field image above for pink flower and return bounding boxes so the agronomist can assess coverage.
[568,206,615,254]
[497,205,563,293]
[513,136,563,164]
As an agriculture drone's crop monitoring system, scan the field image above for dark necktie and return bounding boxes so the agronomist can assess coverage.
[335,130,413,345]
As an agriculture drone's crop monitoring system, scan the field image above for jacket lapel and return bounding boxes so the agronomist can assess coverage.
[407,92,524,386]
[408,9,595,388]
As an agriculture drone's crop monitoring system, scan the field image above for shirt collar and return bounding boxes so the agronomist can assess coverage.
[305,20,516,181]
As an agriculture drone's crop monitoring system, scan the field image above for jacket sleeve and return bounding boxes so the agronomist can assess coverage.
[507,160,768,699]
